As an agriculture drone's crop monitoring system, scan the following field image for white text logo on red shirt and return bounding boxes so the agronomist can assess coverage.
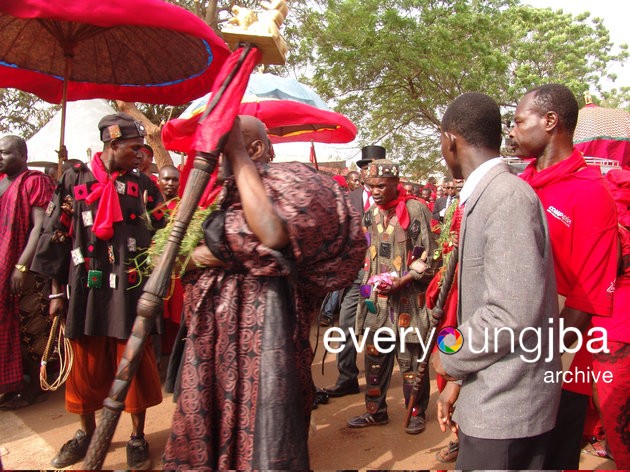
[547,206,572,228]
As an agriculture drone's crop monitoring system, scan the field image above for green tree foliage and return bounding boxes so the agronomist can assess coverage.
[0,89,58,139]
[286,0,629,179]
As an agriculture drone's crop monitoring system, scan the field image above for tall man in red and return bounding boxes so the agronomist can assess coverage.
[0,135,54,407]
[511,84,618,469]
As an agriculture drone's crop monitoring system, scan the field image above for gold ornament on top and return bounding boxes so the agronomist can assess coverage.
[222,0,289,65]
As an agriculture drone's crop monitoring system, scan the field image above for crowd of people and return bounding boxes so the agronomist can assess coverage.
[0,83,628,470]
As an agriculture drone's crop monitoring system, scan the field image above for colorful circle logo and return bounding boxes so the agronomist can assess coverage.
[437,327,464,354]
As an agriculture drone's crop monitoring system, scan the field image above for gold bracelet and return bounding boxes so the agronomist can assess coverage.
[15,264,28,273]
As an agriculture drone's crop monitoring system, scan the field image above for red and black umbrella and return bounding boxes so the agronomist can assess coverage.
[0,0,230,166]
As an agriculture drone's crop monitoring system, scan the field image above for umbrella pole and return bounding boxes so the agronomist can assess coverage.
[57,55,71,177]
[83,44,260,470]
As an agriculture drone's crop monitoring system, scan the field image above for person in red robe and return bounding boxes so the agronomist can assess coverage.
[590,168,630,468]
[0,135,54,408]
[157,165,183,352]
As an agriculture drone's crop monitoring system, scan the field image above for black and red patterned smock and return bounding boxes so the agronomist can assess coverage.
[31,159,164,340]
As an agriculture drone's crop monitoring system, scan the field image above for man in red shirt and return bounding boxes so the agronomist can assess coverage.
[511,84,618,469]
[591,169,630,467]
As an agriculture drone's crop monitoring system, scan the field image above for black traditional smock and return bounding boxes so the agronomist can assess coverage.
[31,160,164,340]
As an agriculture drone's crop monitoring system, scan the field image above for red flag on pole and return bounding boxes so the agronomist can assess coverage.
[309,141,319,170]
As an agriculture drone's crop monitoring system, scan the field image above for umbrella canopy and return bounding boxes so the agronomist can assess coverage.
[163,73,357,151]
[182,73,331,114]
[0,0,230,105]
[239,99,356,143]
[574,103,630,169]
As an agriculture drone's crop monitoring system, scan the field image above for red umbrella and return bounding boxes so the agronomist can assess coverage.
[163,99,357,152]
[0,0,230,163]
[240,99,357,144]
[574,103,630,170]
[161,74,357,152]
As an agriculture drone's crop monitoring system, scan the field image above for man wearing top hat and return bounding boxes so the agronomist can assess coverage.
[319,146,386,400]
[347,158,437,434]
[31,113,166,470]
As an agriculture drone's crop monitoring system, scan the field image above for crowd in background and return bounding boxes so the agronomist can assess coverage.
[0,84,628,471]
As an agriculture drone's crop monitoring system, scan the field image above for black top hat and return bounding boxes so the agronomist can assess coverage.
[357,145,386,169]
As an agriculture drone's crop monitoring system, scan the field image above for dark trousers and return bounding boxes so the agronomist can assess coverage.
[333,281,360,388]
[363,330,429,416]
[457,429,551,470]
[542,389,589,469]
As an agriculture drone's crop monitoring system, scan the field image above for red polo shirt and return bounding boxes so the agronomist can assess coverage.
[521,149,617,395]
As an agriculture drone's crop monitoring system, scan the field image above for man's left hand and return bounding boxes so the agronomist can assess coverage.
[436,381,460,433]
[378,278,402,295]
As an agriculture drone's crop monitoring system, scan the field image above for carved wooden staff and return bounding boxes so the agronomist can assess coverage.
[83,43,260,470]
[403,247,459,428]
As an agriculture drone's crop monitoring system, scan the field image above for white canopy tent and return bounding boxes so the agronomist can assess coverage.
[26,99,115,167]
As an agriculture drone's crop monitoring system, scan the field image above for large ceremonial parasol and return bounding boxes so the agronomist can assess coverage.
[0,0,230,170]
[574,101,630,170]
[162,72,357,151]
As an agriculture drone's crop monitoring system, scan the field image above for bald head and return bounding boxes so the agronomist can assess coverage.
[239,115,272,163]
[0,135,28,178]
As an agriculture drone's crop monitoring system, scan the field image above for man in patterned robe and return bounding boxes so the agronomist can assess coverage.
[163,116,366,470]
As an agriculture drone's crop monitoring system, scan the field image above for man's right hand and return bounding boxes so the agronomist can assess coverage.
[436,380,460,433]
[222,117,248,164]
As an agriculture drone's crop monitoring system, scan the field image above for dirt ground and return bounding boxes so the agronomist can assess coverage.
[0,322,618,470]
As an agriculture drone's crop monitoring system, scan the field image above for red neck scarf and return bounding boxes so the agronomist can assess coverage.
[376,185,414,229]
[520,149,586,190]
[85,153,123,240]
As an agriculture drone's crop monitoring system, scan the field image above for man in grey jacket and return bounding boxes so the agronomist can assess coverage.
[431,92,562,469]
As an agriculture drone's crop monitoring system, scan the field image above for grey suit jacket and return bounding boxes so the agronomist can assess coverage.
[348,187,364,215]
[440,162,562,440]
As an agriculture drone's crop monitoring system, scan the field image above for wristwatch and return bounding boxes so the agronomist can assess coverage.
[15,264,28,273]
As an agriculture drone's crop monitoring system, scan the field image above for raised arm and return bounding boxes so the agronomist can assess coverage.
[222,117,289,249]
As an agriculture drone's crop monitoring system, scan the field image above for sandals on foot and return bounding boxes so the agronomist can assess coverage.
[583,437,614,460]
